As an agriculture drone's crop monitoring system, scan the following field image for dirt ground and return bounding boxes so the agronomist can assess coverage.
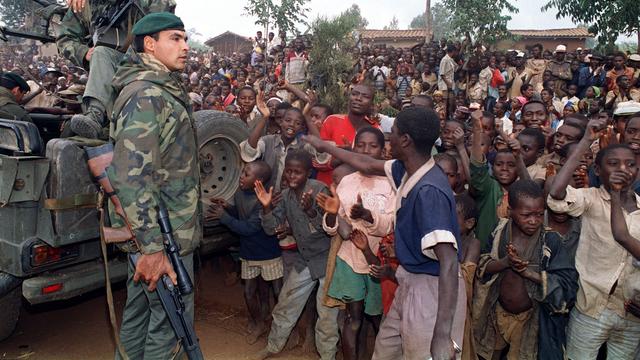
[0,255,317,360]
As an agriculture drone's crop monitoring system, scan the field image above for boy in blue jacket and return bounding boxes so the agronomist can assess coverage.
[208,161,283,344]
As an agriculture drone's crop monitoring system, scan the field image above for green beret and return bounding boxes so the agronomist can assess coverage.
[132,12,184,36]
[1,72,30,92]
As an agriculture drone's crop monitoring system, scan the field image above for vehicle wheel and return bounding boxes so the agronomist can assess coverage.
[194,110,249,207]
[0,273,22,341]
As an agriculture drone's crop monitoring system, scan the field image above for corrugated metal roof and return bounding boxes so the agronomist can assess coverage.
[509,28,594,38]
[359,29,427,40]
[359,28,594,40]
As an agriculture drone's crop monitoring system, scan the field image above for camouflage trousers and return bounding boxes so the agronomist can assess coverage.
[84,46,123,120]
[115,253,194,360]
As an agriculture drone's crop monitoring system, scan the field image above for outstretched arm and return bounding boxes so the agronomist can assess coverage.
[302,135,386,176]
[549,118,606,200]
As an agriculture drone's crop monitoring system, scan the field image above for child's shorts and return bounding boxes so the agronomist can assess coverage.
[328,257,382,316]
[240,257,284,281]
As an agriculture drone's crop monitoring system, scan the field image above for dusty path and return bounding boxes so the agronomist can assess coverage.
[0,256,316,360]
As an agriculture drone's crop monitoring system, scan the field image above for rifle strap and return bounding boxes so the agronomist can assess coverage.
[97,191,130,360]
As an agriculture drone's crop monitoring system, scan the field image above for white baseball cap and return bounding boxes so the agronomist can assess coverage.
[554,44,567,53]
[629,54,640,62]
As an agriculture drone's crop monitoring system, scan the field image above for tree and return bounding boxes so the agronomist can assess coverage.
[383,15,399,30]
[308,7,360,113]
[542,0,640,51]
[409,3,453,40]
[186,28,206,51]
[244,0,310,37]
[440,0,517,45]
[343,4,368,29]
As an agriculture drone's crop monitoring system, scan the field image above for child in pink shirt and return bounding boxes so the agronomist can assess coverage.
[318,127,395,360]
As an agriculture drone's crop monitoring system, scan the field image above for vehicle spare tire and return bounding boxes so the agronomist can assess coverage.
[194,110,249,207]
[0,272,22,341]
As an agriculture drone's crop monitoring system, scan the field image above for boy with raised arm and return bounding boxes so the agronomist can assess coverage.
[303,107,465,360]
[548,116,640,359]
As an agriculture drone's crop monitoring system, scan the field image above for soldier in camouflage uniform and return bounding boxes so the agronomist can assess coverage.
[106,12,200,359]
[0,72,32,123]
[56,0,175,139]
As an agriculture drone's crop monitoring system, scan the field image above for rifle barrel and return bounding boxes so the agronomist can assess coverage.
[0,28,56,43]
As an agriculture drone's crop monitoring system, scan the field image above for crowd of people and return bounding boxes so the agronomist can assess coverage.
[2,15,640,360]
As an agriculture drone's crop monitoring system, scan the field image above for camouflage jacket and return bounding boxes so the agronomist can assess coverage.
[107,50,201,255]
[0,87,32,123]
[56,0,175,68]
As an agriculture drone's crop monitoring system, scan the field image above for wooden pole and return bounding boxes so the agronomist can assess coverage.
[425,0,432,44]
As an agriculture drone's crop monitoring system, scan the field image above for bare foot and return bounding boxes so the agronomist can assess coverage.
[246,322,268,345]
[246,320,258,335]
[248,348,275,360]
[284,328,301,350]
[301,331,316,354]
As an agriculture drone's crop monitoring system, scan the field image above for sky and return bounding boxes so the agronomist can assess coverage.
[175,0,578,42]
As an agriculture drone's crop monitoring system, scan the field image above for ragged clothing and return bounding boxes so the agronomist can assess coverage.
[261,179,332,280]
[56,0,176,68]
[108,50,201,255]
[473,219,578,360]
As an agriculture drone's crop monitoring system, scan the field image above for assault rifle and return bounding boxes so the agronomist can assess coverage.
[128,201,203,360]
[85,144,203,360]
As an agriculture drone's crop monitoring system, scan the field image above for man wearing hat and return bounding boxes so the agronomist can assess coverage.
[56,0,176,139]
[545,44,572,98]
[108,12,200,359]
[25,68,64,109]
[0,72,32,123]
[577,53,606,98]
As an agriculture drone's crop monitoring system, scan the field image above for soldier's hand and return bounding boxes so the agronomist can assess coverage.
[67,0,86,13]
[133,251,177,292]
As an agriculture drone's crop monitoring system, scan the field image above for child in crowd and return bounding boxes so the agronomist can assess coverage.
[536,123,585,176]
[439,120,465,154]
[455,194,481,360]
[473,180,578,360]
[241,107,328,191]
[207,161,283,344]
[254,150,339,360]
[434,153,460,192]
[517,128,546,182]
[469,110,529,249]
[548,117,640,359]
[317,127,395,360]
[578,86,601,115]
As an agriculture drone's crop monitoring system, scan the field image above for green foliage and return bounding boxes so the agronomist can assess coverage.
[542,0,640,48]
[441,0,518,45]
[308,8,360,113]
[383,16,399,30]
[408,3,454,40]
[344,4,368,29]
[243,0,310,36]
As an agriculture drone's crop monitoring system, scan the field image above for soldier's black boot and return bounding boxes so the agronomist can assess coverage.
[69,99,106,139]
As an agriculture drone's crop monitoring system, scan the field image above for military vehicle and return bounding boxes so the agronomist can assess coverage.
[0,1,249,340]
